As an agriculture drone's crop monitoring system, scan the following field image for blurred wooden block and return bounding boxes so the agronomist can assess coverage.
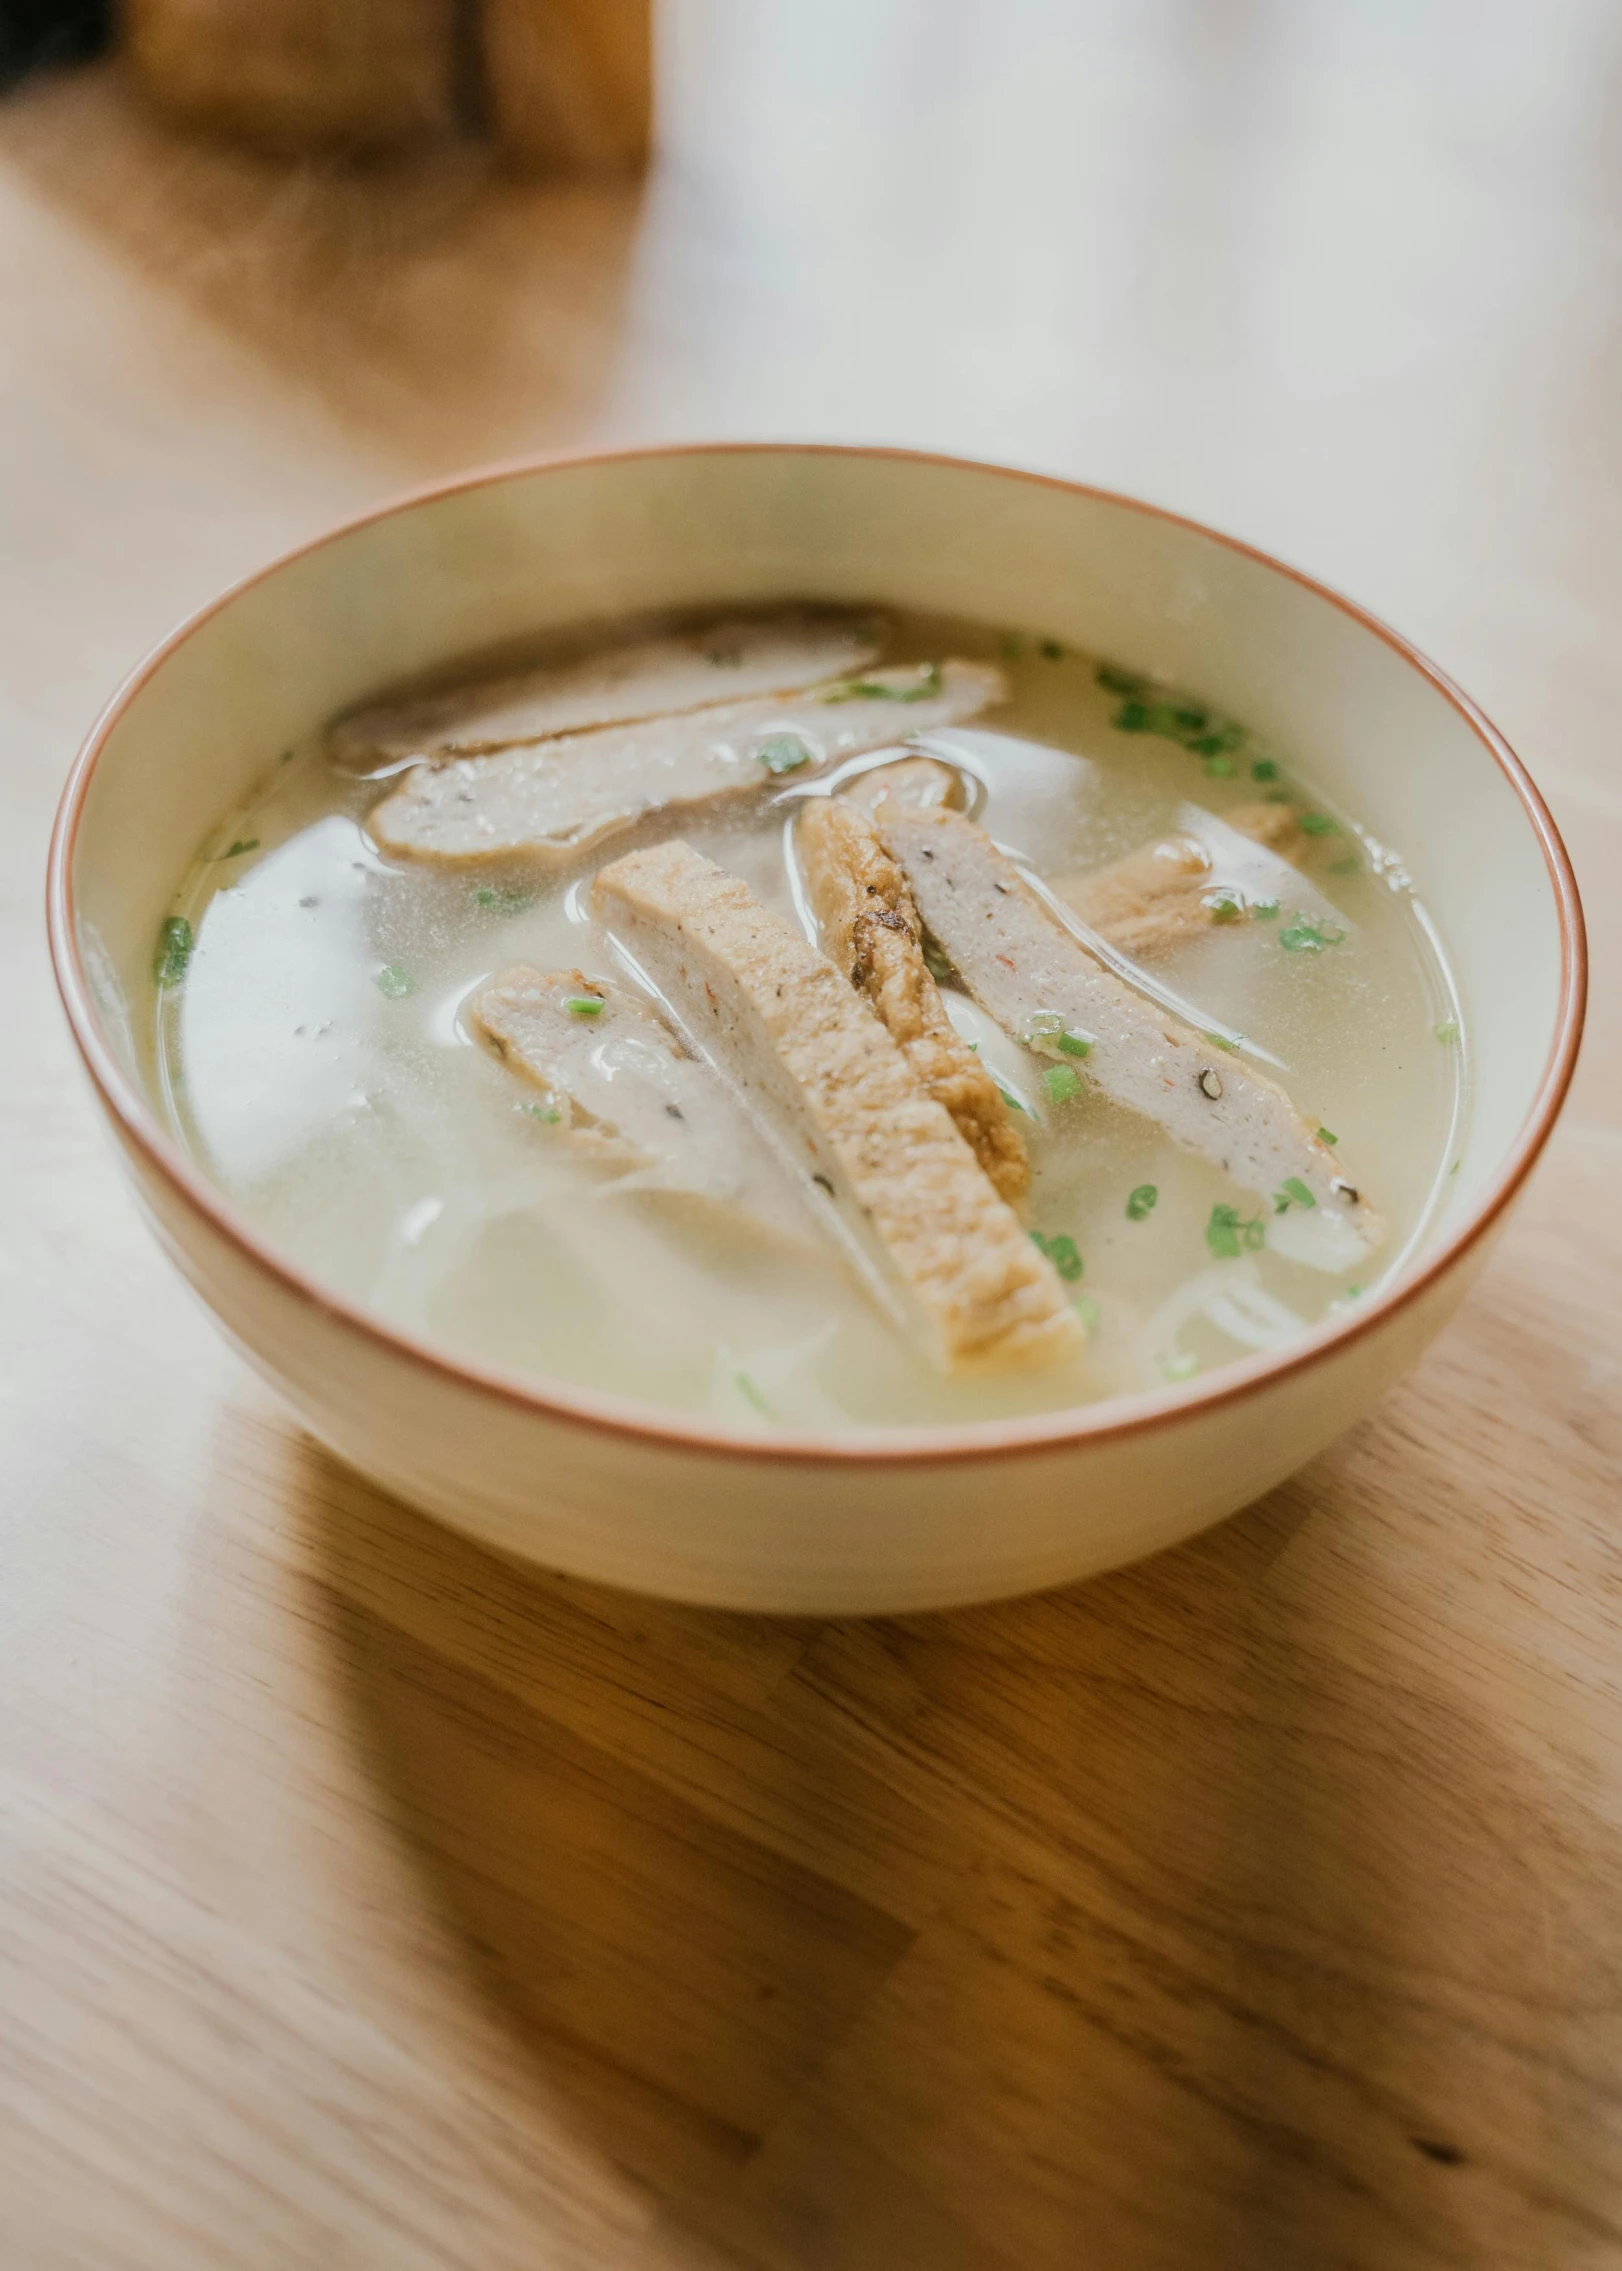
[482,0,651,174]
[124,0,460,150]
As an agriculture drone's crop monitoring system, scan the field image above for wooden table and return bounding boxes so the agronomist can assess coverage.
[4,13,1620,2266]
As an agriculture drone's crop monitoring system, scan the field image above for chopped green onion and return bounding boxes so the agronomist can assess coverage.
[1023,1011,1091,1060]
[1038,638,1064,661]
[154,915,194,987]
[1252,898,1279,921]
[1448,1159,1461,1176]
[1250,759,1279,782]
[474,885,536,915]
[1344,1283,1365,1300]
[524,1102,561,1124]
[1317,1126,1338,1146]
[1094,662,1144,696]
[1264,789,1293,804]
[1205,892,1242,923]
[1207,1201,1265,1257]
[374,964,415,998]
[824,662,943,705]
[1160,1350,1199,1383]
[1126,1184,1158,1221]
[1109,690,1249,757]
[1000,633,1026,662]
[1207,1203,1241,1259]
[224,839,259,858]
[1298,812,1338,836]
[995,1080,1028,1115]
[1328,854,1360,876]
[1072,1292,1101,1331]
[1030,1229,1083,1282]
[1042,1064,1083,1104]
[756,731,814,774]
[1435,1017,1460,1044]
[1276,1177,1317,1212]
[565,994,605,1018]
[1204,1030,1239,1052]
[1279,914,1345,953]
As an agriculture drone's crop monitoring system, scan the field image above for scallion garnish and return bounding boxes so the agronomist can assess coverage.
[995,1080,1028,1115]
[374,963,415,998]
[1435,1017,1460,1044]
[1039,638,1064,661]
[1252,898,1279,921]
[756,731,814,774]
[565,994,605,1018]
[1317,1126,1338,1146]
[1204,892,1242,923]
[1094,662,1144,696]
[736,1371,772,1418]
[474,885,537,915]
[1073,1292,1101,1331]
[1030,1229,1083,1281]
[823,662,942,705]
[1110,691,1248,757]
[1298,813,1338,836]
[524,1102,561,1124]
[1273,1176,1316,1213]
[154,915,194,987]
[1206,1201,1265,1257]
[1001,633,1027,662]
[1204,1030,1239,1052]
[1278,914,1345,953]
[1250,759,1279,782]
[1042,1064,1082,1104]
[1126,1184,1158,1221]
[1023,1010,1091,1061]
[224,839,259,858]
[1329,854,1360,876]
[1160,1350,1199,1383]
[1203,756,1236,779]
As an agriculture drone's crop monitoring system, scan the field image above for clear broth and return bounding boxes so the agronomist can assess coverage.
[152,612,1467,1433]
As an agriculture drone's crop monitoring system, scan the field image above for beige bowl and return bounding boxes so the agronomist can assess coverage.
[48,446,1585,1613]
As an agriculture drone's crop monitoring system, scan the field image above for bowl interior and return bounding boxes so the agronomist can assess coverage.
[61,447,1570,1291]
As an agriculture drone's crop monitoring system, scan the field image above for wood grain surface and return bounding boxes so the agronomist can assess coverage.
[3,8,1620,2266]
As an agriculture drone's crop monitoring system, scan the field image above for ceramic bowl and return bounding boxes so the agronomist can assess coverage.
[48,446,1585,1613]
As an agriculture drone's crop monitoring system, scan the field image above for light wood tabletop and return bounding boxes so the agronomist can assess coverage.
[4,9,1620,2267]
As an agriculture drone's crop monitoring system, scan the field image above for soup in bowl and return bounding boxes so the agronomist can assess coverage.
[48,446,1584,1611]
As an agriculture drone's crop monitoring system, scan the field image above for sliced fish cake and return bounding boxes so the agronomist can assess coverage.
[370,660,1006,868]
[796,796,1029,1209]
[332,608,887,769]
[839,753,965,816]
[877,805,1383,1263]
[1056,802,1308,959]
[591,839,1082,1375]
[472,965,812,1237]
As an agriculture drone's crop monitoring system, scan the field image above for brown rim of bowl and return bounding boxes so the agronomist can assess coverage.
[47,442,1587,1470]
